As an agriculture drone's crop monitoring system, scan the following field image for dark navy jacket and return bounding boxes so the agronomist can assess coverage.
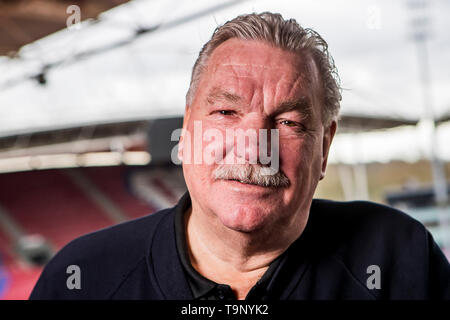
[29,194,450,299]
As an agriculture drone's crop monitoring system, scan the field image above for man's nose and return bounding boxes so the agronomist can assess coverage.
[233,116,272,164]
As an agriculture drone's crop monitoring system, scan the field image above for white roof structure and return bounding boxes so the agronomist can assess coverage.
[0,0,449,163]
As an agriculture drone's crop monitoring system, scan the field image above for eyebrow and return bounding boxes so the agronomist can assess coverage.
[206,87,242,105]
[206,87,313,119]
[274,97,313,119]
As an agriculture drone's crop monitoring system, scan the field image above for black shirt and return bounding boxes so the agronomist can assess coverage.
[30,192,450,300]
[174,192,283,300]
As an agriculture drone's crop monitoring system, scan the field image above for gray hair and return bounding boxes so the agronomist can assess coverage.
[186,12,341,126]
[213,163,290,188]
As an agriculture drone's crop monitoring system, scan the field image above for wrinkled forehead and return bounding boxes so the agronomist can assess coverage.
[201,40,322,105]
[214,64,307,94]
[214,61,306,82]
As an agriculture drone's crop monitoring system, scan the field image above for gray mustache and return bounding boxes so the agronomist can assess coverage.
[213,164,290,188]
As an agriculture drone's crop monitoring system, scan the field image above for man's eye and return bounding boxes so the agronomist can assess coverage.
[280,120,297,127]
[217,110,235,116]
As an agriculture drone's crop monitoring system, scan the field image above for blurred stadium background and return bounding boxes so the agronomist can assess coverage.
[0,0,449,299]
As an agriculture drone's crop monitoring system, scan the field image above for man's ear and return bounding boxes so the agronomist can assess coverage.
[320,120,337,180]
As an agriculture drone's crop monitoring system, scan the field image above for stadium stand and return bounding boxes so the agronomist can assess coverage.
[0,225,42,300]
[81,166,157,220]
[0,229,14,267]
[0,164,186,299]
[0,169,115,249]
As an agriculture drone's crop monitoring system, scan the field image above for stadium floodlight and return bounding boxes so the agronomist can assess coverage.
[407,0,448,207]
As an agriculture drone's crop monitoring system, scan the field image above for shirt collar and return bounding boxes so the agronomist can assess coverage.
[174,192,217,298]
[173,191,290,300]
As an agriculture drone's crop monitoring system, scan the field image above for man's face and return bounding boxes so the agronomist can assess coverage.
[181,39,336,234]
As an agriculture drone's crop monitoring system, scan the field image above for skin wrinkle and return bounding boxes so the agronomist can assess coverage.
[188,40,322,231]
[206,86,314,138]
[206,87,242,105]
[186,208,274,274]
[182,38,337,299]
[208,70,312,125]
[213,54,313,119]
[220,63,287,69]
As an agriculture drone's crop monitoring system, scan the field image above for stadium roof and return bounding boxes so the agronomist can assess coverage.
[0,0,449,163]
[0,0,131,56]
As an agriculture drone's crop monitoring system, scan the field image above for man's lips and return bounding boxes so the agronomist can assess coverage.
[227,178,262,186]
[222,178,273,188]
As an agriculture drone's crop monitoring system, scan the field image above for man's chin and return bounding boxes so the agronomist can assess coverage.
[221,222,260,233]
[216,207,271,234]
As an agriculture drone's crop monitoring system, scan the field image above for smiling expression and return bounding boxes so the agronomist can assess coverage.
[181,38,335,234]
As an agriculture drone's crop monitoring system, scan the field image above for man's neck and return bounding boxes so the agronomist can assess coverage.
[184,204,305,299]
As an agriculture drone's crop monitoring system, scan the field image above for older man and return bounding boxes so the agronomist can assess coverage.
[30,12,449,300]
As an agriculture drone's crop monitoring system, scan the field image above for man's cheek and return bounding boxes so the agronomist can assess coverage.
[202,129,227,165]
[279,141,301,166]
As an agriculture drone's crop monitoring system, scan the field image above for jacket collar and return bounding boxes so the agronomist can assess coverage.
[149,192,193,299]
[148,191,312,300]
